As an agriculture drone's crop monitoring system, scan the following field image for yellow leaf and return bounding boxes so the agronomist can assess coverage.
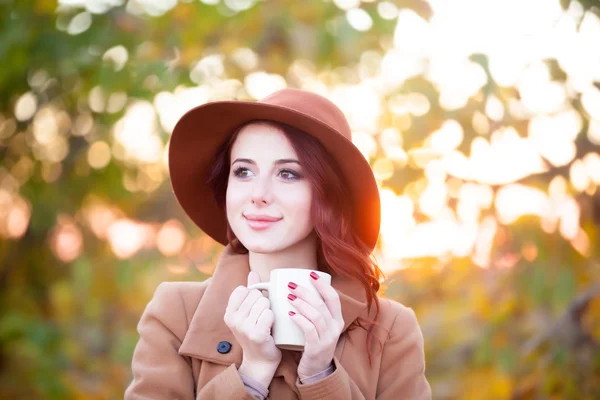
[35,0,56,15]
[462,367,513,400]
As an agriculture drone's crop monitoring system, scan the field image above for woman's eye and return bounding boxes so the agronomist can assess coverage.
[279,169,300,180]
[233,167,252,178]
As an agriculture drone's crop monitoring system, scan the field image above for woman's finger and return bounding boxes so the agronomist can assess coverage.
[236,289,263,317]
[310,276,343,327]
[288,283,334,324]
[289,311,319,344]
[255,308,275,336]
[246,296,269,324]
[226,286,249,313]
[288,295,327,337]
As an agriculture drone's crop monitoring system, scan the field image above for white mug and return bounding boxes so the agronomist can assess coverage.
[248,268,332,351]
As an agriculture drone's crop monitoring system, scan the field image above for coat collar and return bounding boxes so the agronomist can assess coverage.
[179,245,367,380]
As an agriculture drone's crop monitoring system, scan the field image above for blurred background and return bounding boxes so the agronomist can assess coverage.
[1,0,600,398]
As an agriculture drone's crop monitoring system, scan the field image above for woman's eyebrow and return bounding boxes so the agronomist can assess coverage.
[231,158,301,166]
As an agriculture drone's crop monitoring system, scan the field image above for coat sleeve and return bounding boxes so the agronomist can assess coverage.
[294,306,432,400]
[124,282,257,400]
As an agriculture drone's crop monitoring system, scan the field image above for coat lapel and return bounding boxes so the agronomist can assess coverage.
[179,245,368,385]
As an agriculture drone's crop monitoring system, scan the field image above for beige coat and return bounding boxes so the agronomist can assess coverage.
[125,245,432,399]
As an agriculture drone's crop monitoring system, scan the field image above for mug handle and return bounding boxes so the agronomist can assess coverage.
[247,282,270,291]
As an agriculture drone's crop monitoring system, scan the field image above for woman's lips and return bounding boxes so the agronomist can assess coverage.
[244,216,282,230]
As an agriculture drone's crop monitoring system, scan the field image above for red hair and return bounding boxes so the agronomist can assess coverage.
[207,120,385,365]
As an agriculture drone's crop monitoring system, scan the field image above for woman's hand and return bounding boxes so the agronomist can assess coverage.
[287,271,344,381]
[224,271,282,384]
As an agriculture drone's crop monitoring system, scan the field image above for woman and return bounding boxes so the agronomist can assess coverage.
[125,88,431,399]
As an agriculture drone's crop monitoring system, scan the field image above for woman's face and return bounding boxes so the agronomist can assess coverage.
[226,122,314,253]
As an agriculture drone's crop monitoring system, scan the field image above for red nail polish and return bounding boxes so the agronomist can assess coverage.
[288,293,297,301]
[288,311,295,316]
[310,271,319,280]
[288,281,297,290]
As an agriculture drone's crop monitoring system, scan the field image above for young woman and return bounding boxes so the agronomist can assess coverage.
[125,88,431,399]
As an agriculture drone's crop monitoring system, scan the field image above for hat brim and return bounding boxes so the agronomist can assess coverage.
[168,100,381,251]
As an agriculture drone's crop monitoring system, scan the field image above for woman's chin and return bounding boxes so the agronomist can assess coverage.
[233,224,315,254]
[241,240,282,254]
[236,233,286,254]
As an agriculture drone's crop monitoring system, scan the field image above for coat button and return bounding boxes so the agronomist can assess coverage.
[217,341,232,354]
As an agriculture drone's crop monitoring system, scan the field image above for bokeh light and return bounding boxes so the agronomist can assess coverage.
[156,219,187,256]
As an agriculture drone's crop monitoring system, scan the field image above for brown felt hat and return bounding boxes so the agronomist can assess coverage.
[168,88,381,251]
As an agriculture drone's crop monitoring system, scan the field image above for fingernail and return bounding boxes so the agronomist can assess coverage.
[288,281,297,290]
[288,311,295,316]
[310,271,319,280]
[288,293,297,301]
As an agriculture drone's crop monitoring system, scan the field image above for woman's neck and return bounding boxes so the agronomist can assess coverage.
[248,232,318,283]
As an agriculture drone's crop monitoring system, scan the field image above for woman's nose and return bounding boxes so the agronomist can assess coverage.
[250,176,273,205]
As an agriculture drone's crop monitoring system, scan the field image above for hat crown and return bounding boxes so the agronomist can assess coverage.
[260,88,352,142]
